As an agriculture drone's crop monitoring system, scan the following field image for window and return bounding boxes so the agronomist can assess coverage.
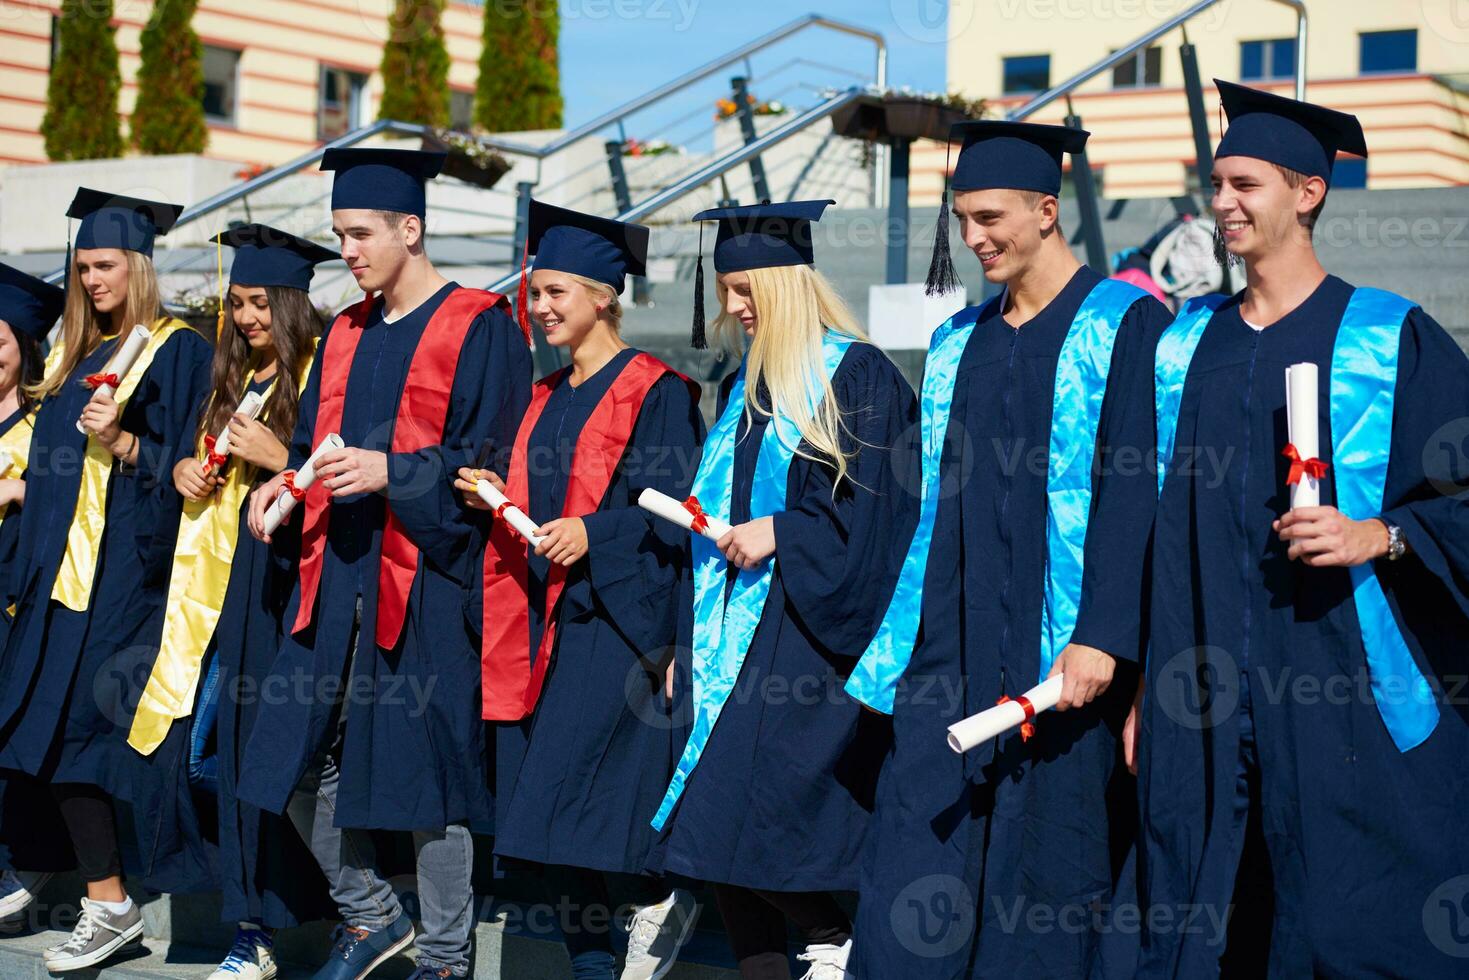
[319,66,367,140]
[1002,54,1050,95]
[202,46,240,124]
[1360,29,1416,74]
[450,90,475,132]
[49,15,60,66]
[1240,37,1296,81]
[1111,46,1161,89]
[1332,157,1367,189]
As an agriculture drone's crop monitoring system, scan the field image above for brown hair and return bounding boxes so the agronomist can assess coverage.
[1273,164,1327,229]
[30,250,161,401]
[195,285,322,454]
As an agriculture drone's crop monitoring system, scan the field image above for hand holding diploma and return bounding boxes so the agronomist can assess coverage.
[200,390,266,476]
[454,468,547,549]
[1283,362,1325,510]
[77,324,151,433]
[638,488,733,541]
[259,433,343,538]
[947,675,1065,753]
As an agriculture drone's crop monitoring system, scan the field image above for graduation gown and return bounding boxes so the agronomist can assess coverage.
[1136,275,1469,979]
[652,340,917,892]
[493,348,704,875]
[850,267,1173,979]
[0,324,212,813]
[237,282,532,832]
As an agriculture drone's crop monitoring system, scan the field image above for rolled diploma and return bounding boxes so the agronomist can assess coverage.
[203,390,267,474]
[77,323,152,433]
[946,675,1066,753]
[1285,362,1320,509]
[0,450,13,476]
[262,433,344,536]
[475,479,545,547]
[637,487,733,541]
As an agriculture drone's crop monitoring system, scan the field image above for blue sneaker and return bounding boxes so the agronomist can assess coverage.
[405,967,454,980]
[311,916,415,980]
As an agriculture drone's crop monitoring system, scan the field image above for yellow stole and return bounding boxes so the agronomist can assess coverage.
[53,317,192,611]
[0,408,36,529]
[128,354,313,755]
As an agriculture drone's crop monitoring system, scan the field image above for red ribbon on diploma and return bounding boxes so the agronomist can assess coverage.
[494,502,513,523]
[202,434,228,473]
[282,470,306,500]
[83,372,119,390]
[996,694,1037,742]
[682,495,709,534]
[1282,443,1329,486]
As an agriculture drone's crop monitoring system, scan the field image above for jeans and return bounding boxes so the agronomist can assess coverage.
[186,649,222,794]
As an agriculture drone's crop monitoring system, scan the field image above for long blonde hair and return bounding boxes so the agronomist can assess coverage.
[712,263,868,488]
[30,250,162,401]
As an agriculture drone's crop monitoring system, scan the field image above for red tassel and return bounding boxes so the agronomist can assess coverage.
[516,238,531,345]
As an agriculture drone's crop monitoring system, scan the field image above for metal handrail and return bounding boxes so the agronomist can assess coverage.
[487,86,866,294]
[1008,0,1307,121]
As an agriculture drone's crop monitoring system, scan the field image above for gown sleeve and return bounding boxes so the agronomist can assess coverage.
[387,304,533,580]
[130,327,213,489]
[286,321,328,472]
[1379,307,1469,620]
[1070,295,1174,663]
[580,374,705,656]
[770,344,921,657]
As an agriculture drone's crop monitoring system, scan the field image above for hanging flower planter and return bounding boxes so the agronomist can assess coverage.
[830,90,986,145]
[422,130,513,189]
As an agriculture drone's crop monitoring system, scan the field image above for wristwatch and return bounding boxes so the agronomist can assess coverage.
[1379,518,1406,561]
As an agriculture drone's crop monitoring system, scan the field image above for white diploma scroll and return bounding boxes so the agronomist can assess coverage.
[0,450,13,477]
[637,488,733,541]
[1284,362,1321,510]
[476,478,546,548]
[77,323,153,433]
[262,433,344,536]
[946,675,1066,753]
[202,389,268,475]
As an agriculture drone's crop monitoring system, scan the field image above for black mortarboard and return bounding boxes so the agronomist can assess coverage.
[212,223,341,292]
[0,261,65,340]
[321,148,445,218]
[67,187,183,257]
[1214,78,1368,183]
[949,120,1090,195]
[526,200,649,296]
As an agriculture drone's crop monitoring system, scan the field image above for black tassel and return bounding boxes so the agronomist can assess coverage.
[924,138,961,297]
[691,223,707,349]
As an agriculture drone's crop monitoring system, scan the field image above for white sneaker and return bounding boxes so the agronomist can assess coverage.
[620,888,700,980]
[0,869,51,918]
[42,897,143,972]
[795,938,851,980]
[208,923,277,979]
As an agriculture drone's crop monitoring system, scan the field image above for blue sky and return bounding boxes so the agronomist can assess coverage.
[555,1,951,128]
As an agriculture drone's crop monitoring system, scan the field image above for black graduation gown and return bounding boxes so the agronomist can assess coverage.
[493,348,704,875]
[850,267,1173,979]
[1135,276,1469,979]
[237,283,532,832]
[652,340,918,892]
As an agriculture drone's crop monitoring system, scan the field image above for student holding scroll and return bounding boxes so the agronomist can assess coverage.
[0,189,212,972]
[240,149,531,980]
[649,201,918,980]
[120,225,334,980]
[1132,81,1469,978]
[844,122,1173,978]
[456,201,704,980]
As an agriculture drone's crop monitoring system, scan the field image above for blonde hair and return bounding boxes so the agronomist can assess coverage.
[712,263,869,488]
[31,250,161,401]
[564,272,623,332]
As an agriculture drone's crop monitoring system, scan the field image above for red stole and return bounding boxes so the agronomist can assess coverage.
[481,352,691,721]
[293,286,508,650]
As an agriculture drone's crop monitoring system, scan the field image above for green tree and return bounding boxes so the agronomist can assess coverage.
[132,0,208,155]
[476,0,562,132]
[378,0,451,126]
[43,0,124,161]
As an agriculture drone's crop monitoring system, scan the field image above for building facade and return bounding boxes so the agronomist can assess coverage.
[915,0,1469,202]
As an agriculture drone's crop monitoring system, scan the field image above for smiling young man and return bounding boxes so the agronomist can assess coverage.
[844,121,1173,977]
[238,148,532,980]
[1131,80,1469,977]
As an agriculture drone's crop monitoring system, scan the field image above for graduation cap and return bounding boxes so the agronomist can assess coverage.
[0,261,65,341]
[526,200,649,296]
[1214,78,1367,183]
[924,120,1090,296]
[67,187,183,257]
[320,148,446,218]
[213,223,340,292]
[687,200,834,349]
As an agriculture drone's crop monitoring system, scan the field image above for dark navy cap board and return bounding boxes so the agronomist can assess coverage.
[67,187,184,258]
[526,199,650,295]
[691,199,834,273]
[320,148,446,218]
[1214,78,1368,183]
[212,223,341,292]
[0,261,65,341]
[948,120,1090,196]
